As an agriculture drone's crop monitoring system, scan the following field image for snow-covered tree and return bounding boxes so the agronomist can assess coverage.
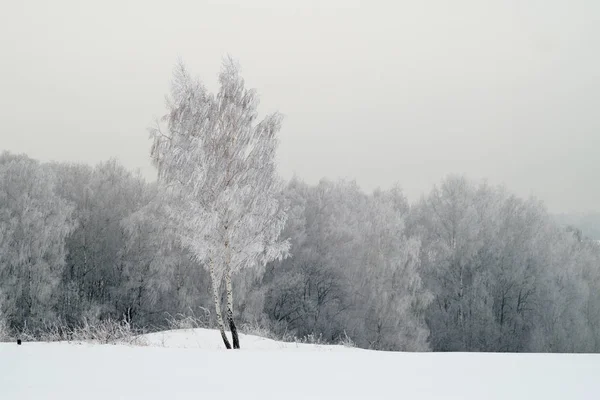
[0,152,75,330]
[120,187,212,327]
[49,159,211,329]
[50,160,150,325]
[150,59,289,349]
[355,187,432,350]
[264,179,431,350]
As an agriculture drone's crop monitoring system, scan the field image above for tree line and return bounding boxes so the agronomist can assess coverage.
[1,152,599,352]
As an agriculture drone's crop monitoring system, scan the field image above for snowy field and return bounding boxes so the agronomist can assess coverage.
[1,329,599,399]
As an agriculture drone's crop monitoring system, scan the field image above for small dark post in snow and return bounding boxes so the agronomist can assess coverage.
[17,339,22,345]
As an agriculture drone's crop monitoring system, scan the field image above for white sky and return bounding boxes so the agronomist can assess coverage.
[1,0,598,213]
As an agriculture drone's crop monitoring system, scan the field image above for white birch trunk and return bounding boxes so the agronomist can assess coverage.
[209,260,231,349]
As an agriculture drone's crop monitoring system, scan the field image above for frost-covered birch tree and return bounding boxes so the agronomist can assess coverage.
[150,59,289,349]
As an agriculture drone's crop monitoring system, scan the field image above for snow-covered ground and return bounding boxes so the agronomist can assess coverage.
[142,327,346,350]
[1,329,599,399]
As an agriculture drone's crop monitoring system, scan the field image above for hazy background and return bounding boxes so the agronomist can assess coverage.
[1,0,598,213]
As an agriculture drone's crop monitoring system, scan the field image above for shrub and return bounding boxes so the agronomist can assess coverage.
[165,307,212,330]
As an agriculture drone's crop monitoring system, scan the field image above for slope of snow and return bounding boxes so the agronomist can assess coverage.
[1,328,599,399]
[142,327,346,351]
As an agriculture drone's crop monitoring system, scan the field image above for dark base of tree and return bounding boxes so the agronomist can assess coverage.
[228,316,240,349]
[219,327,232,349]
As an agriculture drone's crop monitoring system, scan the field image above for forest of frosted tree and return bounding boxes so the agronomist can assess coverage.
[2,151,599,352]
[1,61,599,353]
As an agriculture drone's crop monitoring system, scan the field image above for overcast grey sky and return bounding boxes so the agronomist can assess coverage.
[1,0,598,213]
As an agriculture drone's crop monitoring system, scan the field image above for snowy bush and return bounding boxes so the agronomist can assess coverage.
[68,317,147,345]
[338,331,355,348]
[166,307,212,330]
[240,321,279,340]
[8,317,146,345]
[299,333,326,345]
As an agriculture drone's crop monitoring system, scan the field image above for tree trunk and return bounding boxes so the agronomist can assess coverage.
[223,232,240,349]
[225,269,240,349]
[209,261,231,349]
